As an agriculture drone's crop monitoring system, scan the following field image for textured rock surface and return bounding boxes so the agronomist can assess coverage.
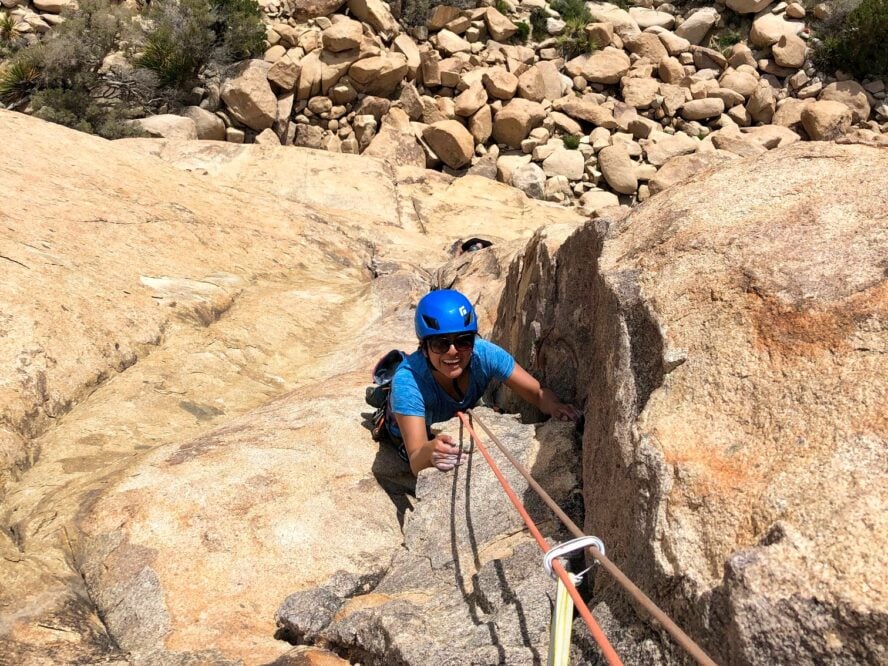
[492,141,888,664]
[0,110,585,664]
[276,409,588,665]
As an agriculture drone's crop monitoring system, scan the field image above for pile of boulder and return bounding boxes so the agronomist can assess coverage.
[8,0,886,212]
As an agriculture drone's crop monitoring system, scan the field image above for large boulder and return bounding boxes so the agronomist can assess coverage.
[221,60,278,131]
[0,109,587,664]
[422,119,475,169]
[801,100,853,140]
[287,0,347,22]
[565,47,631,84]
[132,114,198,140]
[348,54,409,96]
[819,81,872,123]
[492,141,888,664]
[492,99,547,148]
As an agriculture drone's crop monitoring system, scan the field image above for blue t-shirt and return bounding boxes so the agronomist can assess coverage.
[389,338,515,438]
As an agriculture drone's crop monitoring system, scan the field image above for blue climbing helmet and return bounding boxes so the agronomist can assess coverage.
[414,289,478,340]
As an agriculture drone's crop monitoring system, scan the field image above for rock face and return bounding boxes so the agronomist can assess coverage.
[0,110,586,664]
[276,410,587,665]
[492,141,888,665]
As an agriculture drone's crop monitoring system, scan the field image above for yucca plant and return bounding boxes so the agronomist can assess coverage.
[0,12,15,42]
[0,55,42,105]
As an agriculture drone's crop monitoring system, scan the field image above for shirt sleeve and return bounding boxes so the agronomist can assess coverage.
[477,339,515,382]
[391,366,426,417]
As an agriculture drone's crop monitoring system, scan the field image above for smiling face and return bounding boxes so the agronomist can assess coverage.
[424,334,474,381]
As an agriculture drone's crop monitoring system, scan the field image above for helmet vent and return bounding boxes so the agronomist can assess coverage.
[463,312,472,325]
[422,314,440,330]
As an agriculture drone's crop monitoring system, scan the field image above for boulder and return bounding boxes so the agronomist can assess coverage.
[643,131,699,166]
[553,98,619,129]
[290,0,347,21]
[542,148,585,180]
[819,81,872,123]
[658,30,691,55]
[348,54,409,97]
[771,33,806,69]
[624,32,668,64]
[648,149,736,193]
[267,55,301,92]
[587,1,641,39]
[392,34,421,78]
[749,14,804,48]
[773,97,815,128]
[293,124,325,148]
[517,66,546,102]
[492,99,547,148]
[681,97,725,121]
[364,109,426,168]
[801,100,853,140]
[132,114,198,140]
[747,80,777,124]
[710,130,768,157]
[726,0,774,12]
[427,5,460,30]
[659,57,687,85]
[454,82,488,117]
[565,47,631,84]
[468,105,493,144]
[628,7,674,29]
[741,124,801,148]
[422,120,475,168]
[621,77,660,109]
[598,143,637,194]
[579,188,620,215]
[322,18,363,52]
[674,7,718,45]
[436,29,471,55]
[720,69,758,98]
[484,7,517,41]
[496,141,888,666]
[31,0,72,12]
[180,106,226,141]
[483,68,519,100]
[511,162,546,199]
[347,0,399,36]
[221,60,278,131]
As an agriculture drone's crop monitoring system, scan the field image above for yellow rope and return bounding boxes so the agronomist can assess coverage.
[548,575,576,666]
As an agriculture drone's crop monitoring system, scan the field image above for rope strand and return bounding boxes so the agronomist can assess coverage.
[457,412,623,666]
[465,409,717,666]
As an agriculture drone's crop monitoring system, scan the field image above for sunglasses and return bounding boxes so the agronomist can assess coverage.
[426,333,476,354]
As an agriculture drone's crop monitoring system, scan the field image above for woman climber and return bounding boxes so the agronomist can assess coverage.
[384,289,579,475]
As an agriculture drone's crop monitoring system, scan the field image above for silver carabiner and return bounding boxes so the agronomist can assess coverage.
[543,536,605,580]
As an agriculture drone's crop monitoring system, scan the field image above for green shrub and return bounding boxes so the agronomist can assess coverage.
[494,0,510,15]
[555,17,595,59]
[0,52,42,104]
[529,7,548,40]
[0,11,15,42]
[813,0,888,78]
[514,20,530,43]
[139,0,265,88]
[562,134,580,149]
[3,0,156,134]
[210,0,266,61]
[31,87,147,138]
[138,0,215,87]
[550,0,591,24]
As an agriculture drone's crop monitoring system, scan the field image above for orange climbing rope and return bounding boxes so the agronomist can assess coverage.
[456,412,623,666]
[458,410,718,666]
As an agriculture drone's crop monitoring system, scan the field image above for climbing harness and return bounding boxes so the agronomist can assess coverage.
[459,409,718,666]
